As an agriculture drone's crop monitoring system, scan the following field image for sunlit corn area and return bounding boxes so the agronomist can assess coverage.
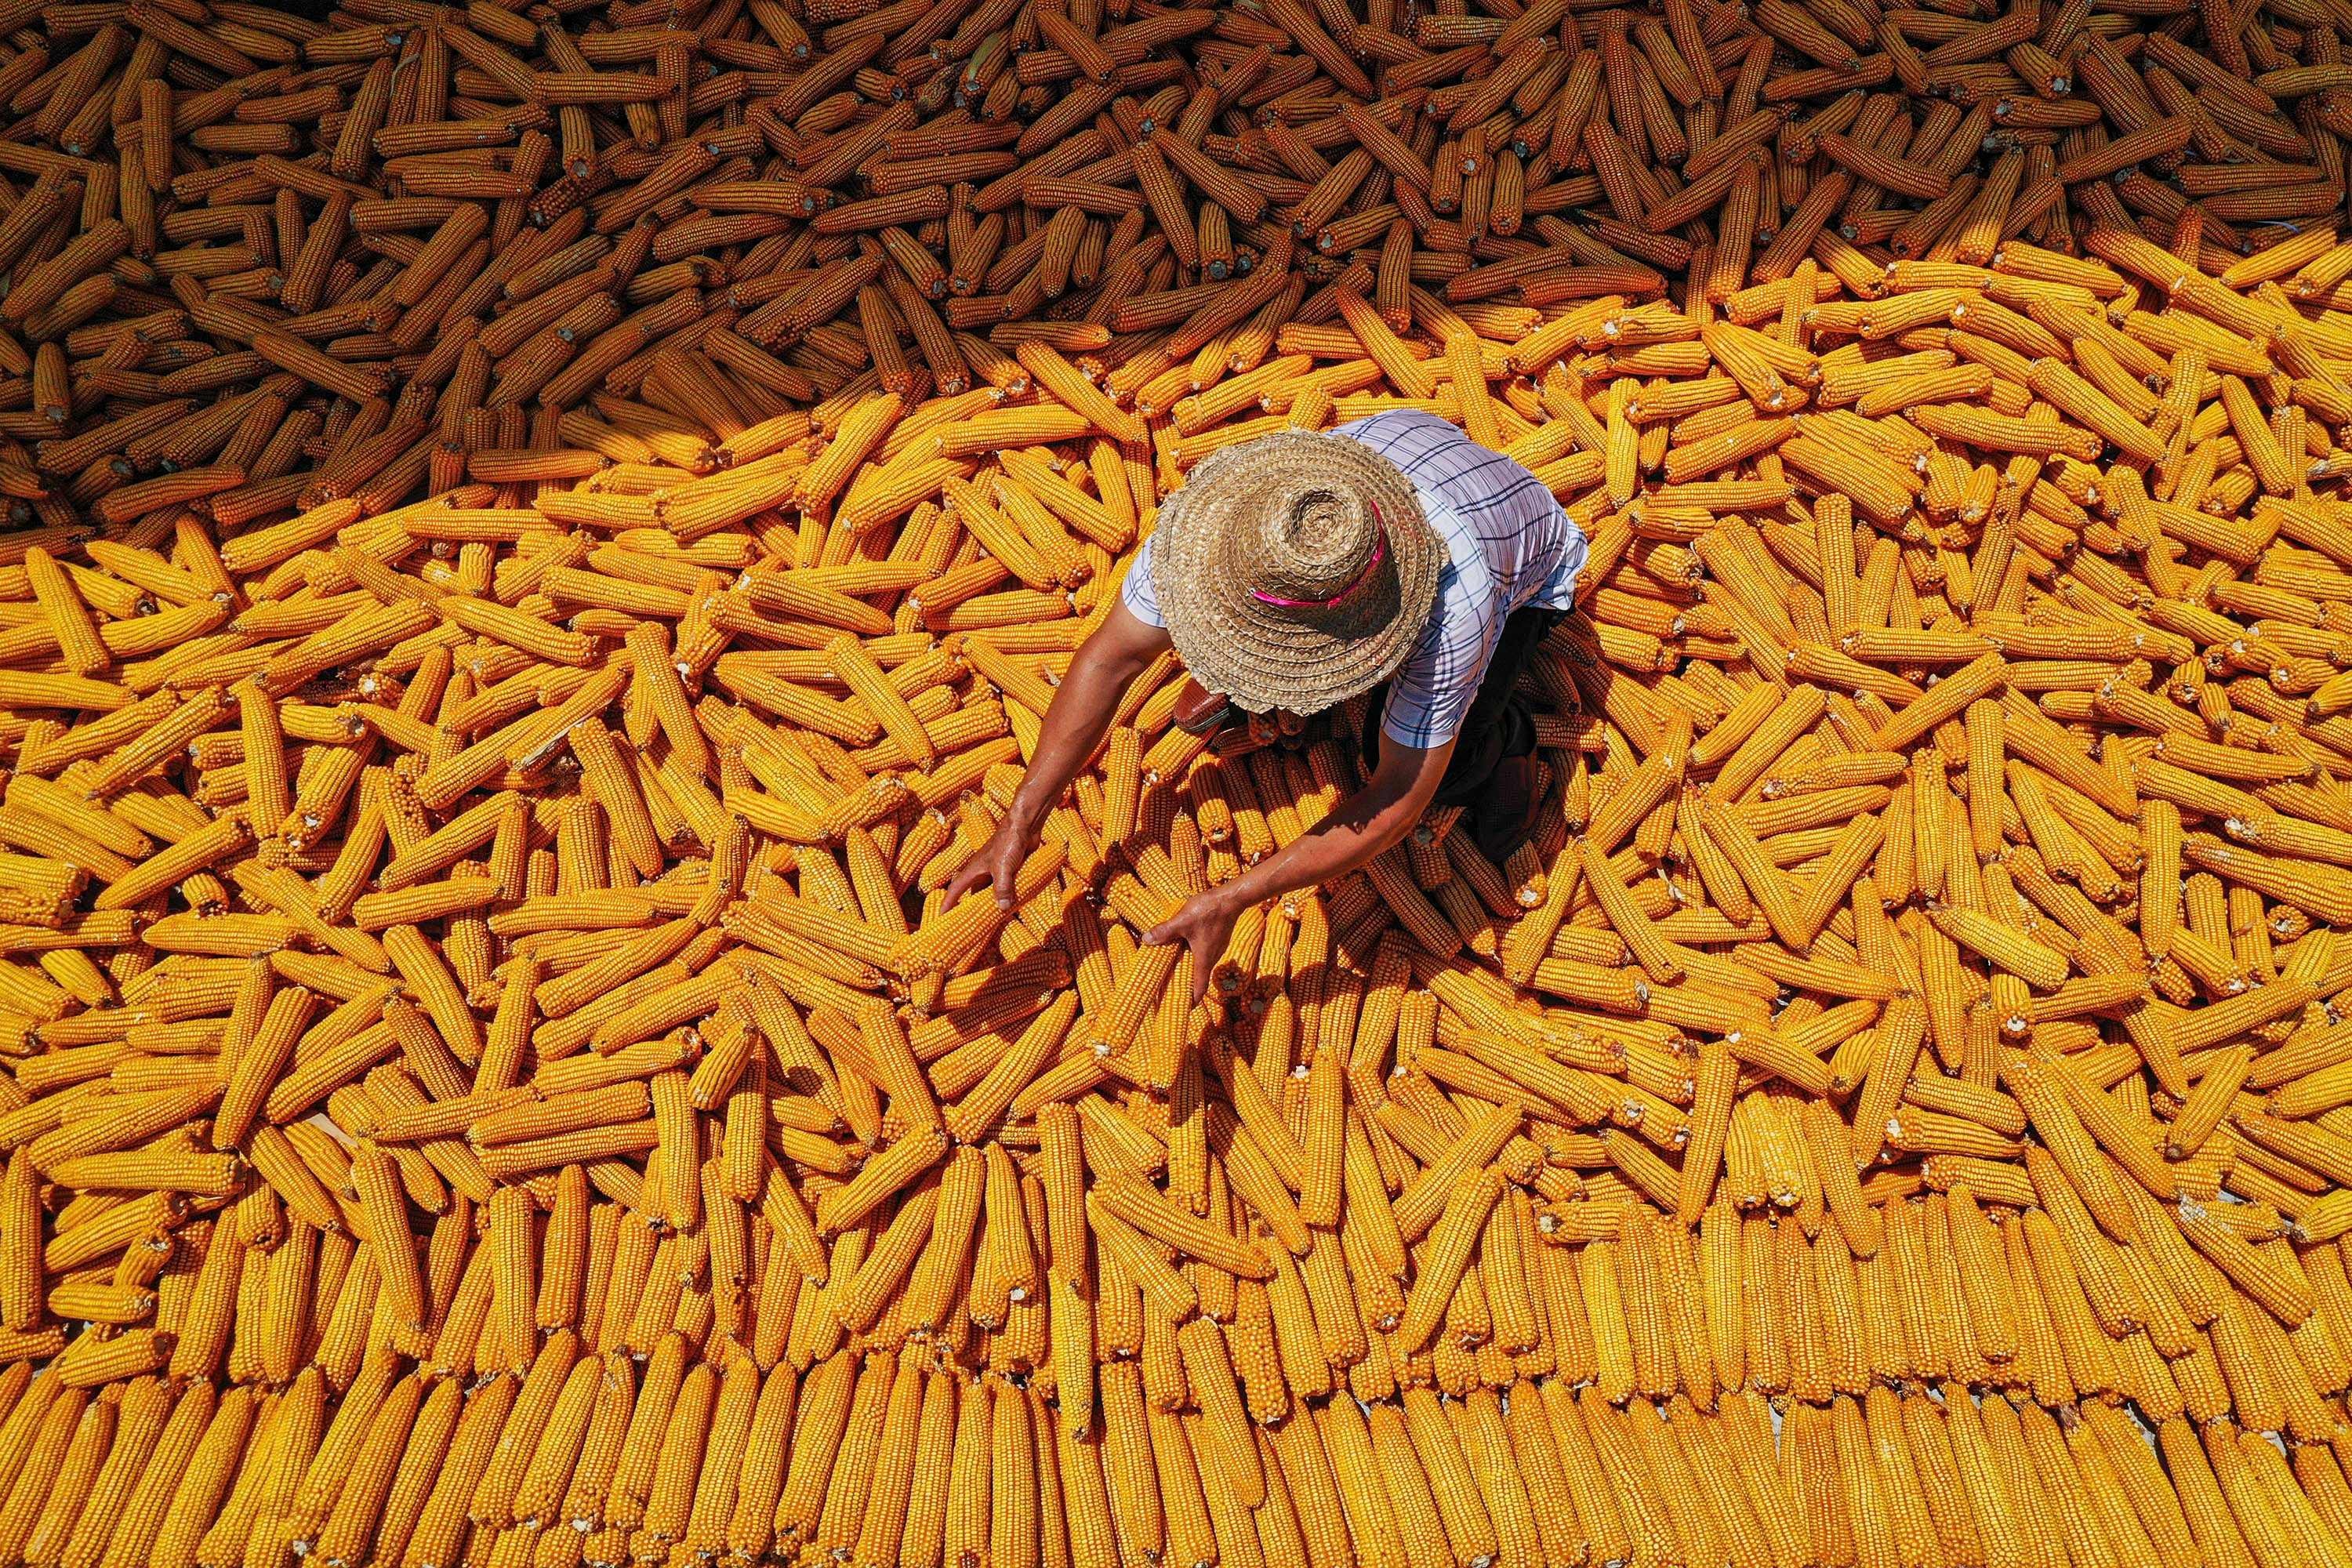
[4,0,2352,1565]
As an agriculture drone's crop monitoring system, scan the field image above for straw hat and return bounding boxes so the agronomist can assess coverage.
[1151,430,1443,715]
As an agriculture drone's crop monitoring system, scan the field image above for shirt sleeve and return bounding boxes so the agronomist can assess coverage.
[1376,561,1493,751]
[1120,530,1166,628]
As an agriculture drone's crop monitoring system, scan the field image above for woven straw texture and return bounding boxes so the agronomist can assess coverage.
[1150,430,1443,713]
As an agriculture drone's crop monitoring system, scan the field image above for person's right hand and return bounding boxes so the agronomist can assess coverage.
[942,812,1040,909]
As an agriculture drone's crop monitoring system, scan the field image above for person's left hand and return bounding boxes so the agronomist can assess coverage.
[1143,887,1245,1002]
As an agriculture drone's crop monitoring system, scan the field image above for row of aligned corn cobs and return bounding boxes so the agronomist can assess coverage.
[8,0,2352,1564]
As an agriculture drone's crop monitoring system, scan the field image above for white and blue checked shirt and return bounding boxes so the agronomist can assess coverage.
[1123,410,1588,750]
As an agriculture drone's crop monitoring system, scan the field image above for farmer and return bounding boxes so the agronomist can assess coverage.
[946,408,1588,995]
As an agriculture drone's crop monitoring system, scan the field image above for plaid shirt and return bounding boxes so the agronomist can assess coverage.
[1122,409,1587,749]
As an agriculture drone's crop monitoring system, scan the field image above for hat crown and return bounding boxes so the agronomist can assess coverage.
[1240,479,1381,605]
[1151,427,1438,718]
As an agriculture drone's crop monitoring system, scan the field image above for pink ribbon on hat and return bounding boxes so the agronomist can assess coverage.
[1247,506,1390,608]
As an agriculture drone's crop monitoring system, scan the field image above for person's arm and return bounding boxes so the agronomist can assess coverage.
[1145,731,1453,996]
[944,600,1171,907]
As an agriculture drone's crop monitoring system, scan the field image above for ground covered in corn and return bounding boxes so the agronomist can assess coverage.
[4,0,2352,1566]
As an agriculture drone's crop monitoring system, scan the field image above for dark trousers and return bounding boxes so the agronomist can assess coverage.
[1360,607,1563,807]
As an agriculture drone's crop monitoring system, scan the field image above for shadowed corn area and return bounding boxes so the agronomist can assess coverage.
[2,0,2352,1566]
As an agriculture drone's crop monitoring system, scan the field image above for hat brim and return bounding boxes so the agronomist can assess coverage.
[1151,432,1444,715]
